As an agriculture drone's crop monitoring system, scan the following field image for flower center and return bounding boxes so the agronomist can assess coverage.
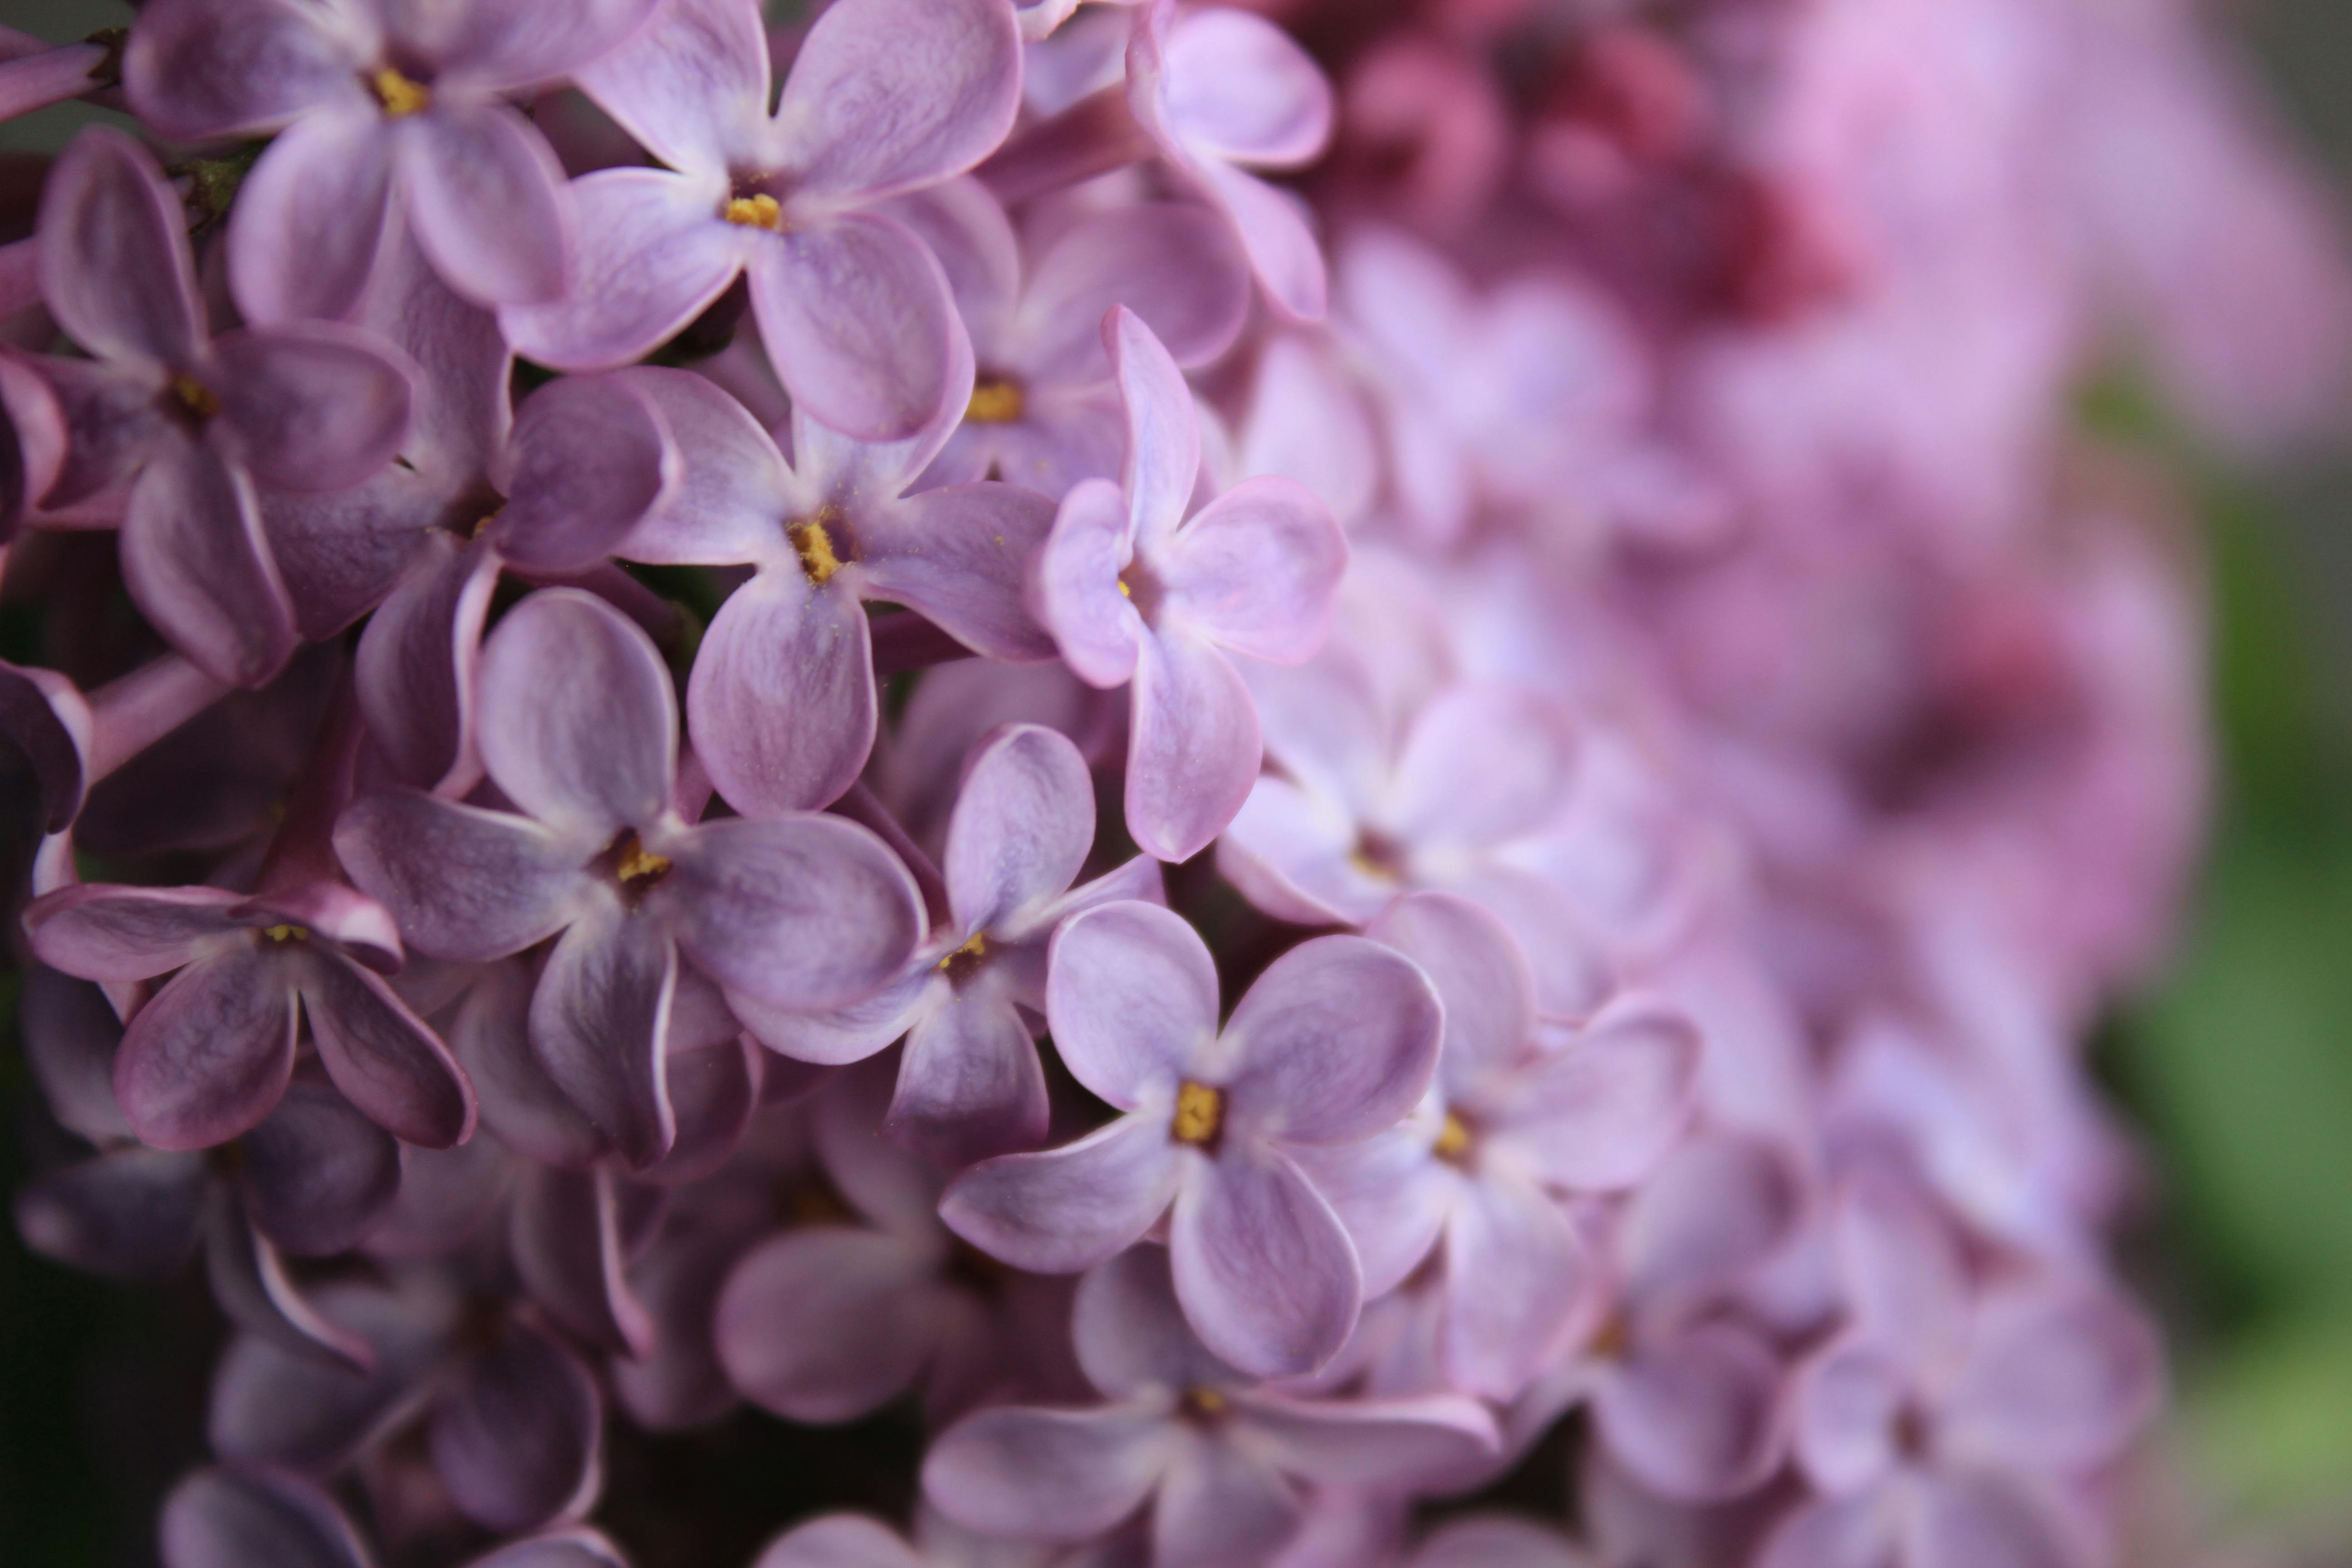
[724,193,785,231]
[169,375,220,422]
[1349,828,1410,883]
[603,831,673,896]
[369,67,431,118]
[789,514,846,587]
[1587,1313,1632,1363]
[1433,1111,1474,1163]
[1172,1081,1224,1147]
[260,923,309,945]
[936,931,989,981]
[965,378,1026,424]
[1181,1387,1230,1422]
[1893,1401,1934,1461]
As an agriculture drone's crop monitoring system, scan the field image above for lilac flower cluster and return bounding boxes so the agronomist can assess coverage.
[1,0,2342,1565]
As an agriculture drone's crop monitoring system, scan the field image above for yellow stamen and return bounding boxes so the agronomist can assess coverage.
[1184,1387,1229,1418]
[469,509,502,539]
[1117,579,1132,599]
[964,379,1026,424]
[937,931,988,971]
[170,375,220,420]
[370,67,431,118]
[614,834,672,887]
[1433,1112,1472,1162]
[724,193,784,231]
[261,924,309,944]
[1587,1313,1631,1362]
[1172,1081,1223,1147]
[789,515,844,586]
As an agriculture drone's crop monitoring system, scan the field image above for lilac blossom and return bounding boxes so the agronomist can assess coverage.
[159,1467,371,1568]
[1031,306,1347,862]
[207,1272,608,1537]
[1755,1175,2162,1568]
[941,899,1441,1376]
[741,722,1160,1162]
[714,1058,1071,1423]
[1298,892,1700,1400]
[902,181,1252,499]
[1125,1,1336,321]
[505,0,1021,441]
[612,355,1056,818]
[0,651,225,834]
[29,128,415,686]
[124,0,661,320]
[333,588,923,1168]
[922,1246,1497,1566]
[0,26,119,127]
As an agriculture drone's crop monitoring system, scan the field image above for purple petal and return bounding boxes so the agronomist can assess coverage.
[38,127,203,370]
[658,813,923,1010]
[224,109,395,326]
[1751,1496,1899,1568]
[1910,1475,2084,1568]
[120,437,298,689]
[158,1467,370,1568]
[1410,1517,1595,1568]
[1441,1172,1587,1400]
[333,789,592,959]
[574,0,771,175]
[480,588,677,841]
[428,0,662,94]
[500,169,747,371]
[773,0,1021,203]
[945,723,1095,934]
[687,568,875,815]
[814,1056,949,1237]
[1170,1150,1360,1377]
[889,974,1049,1164]
[1618,1132,1803,1315]
[23,882,245,982]
[729,970,927,1067]
[402,103,573,308]
[922,1401,1173,1542]
[465,1529,634,1568]
[608,367,792,566]
[1031,476,1142,686]
[124,0,368,140]
[939,1112,1182,1273]
[1016,204,1251,382]
[1288,1128,1451,1298]
[1789,1337,1906,1496]
[531,897,677,1170]
[114,946,298,1150]
[14,1147,206,1279]
[1161,480,1346,675]
[204,1189,373,1366]
[1223,934,1442,1145]
[1593,1321,1786,1503]
[611,1229,740,1431]
[451,957,610,1168]
[209,1280,451,1474]
[1044,900,1218,1108]
[1235,1392,1501,1486]
[886,177,1021,352]
[715,1227,940,1422]
[510,1163,658,1357]
[746,213,964,443]
[859,484,1059,661]
[496,374,678,572]
[1126,627,1260,863]
[296,951,476,1149]
[1106,305,1199,550]
[1071,1244,1248,1400]
[1367,892,1536,1092]
[641,1034,763,1185]
[17,968,134,1143]
[1386,684,1577,852]
[754,1516,924,1568]
[1500,996,1700,1193]
[211,322,414,493]
[1156,8,1331,167]
[430,1319,604,1534]
[1155,1431,1301,1568]
[1940,1283,2163,1474]
[1194,160,1327,323]
[1833,1170,1971,1377]
[352,531,500,790]
[238,1079,401,1254]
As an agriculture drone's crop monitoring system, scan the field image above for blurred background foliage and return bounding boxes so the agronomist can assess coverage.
[7,0,2352,1561]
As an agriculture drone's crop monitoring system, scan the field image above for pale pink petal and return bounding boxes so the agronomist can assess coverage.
[1105,305,1199,551]
[500,169,747,372]
[401,103,574,309]
[1442,1172,1588,1401]
[1790,1337,1906,1496]
[715,1227,941,1422]
[922,1401,1173,1542]
[858,483,1059,661]
[1044,900,1219,1107]
[1154,1429,1301,1568]
[224,109,396,326]
[1593,1321,1786,1503]
[1499,995,1700,1193]
[1157,8,1331,167]
[939,1112,1183,1273]
[1030,476,1143,687]
[946,722,1096,934]
[574,0,770,174]
[686,568,876,815]
[478,587,677,841]
[1157,476,1344,665]
[1170,1150,1360,1377]
[746,214,964,443]
[1222,934,1442,1145]
[38,127,204,369]
[1125,626,1259,863]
